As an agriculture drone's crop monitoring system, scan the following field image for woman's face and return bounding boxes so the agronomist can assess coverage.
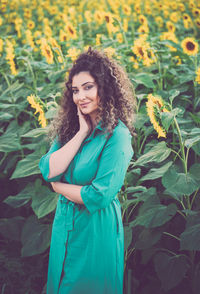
[72,71,99,118]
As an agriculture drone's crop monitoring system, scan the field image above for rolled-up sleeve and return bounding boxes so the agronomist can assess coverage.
[39,138,64,182]
[80,128,133,214]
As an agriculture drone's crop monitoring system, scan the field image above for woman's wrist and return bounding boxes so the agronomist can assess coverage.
[77,130,89,139]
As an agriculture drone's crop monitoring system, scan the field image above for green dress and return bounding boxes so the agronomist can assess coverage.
[39,119,133,294]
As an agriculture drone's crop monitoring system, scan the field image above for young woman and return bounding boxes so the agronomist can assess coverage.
[39,47,135,294]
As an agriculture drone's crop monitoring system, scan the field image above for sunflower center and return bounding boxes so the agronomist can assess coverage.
[46,49,51,57]
[68,26,74,35]
[138,47,144,57]
[186,41,195,51]
[105,16,110,23]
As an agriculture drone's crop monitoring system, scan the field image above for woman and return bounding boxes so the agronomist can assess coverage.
[39,47,135,294]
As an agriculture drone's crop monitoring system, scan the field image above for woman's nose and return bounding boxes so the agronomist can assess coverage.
[77,89,86,100]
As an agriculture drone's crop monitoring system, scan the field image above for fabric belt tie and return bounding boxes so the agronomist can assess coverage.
[60,196,75,231]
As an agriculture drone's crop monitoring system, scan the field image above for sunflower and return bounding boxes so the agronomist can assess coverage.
[195,18,200,29]
[123,4,131,16]
[5,39,18,75]
[145,5,152,15]
[134,3,141,14]
[170,12,179,23]
[25,30,35,49]
[160,31,178,51]
[172,55,182,65]
[138,24,149,34]
[104,12,114,24]
[27,20,35,30]
[166,21,176,33]
[181,37,199,56]
[103,47,116,58]
[155,16,164,28]
[96,34,102,46]
[116,33,123,43]
[84,10,92,23]
[138,14,147,25]
[66,47,81,62]
[193,8,200,18]
[60,30,68,42]
[146,94,168,138]
[40,38,54,64]
[183,13,190,21]
[195,67,200,84]
[129,56,139,69]
[0,38,3,53]
[123,18,128,32]
[178,3,185,12]
[94,10,104,25]
[65,22,77,39]
[27,94,47,128]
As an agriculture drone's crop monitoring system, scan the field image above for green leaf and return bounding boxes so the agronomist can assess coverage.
[168,90,180,103]
[0,216,25,241]
[139,161,173,182]
[134,141,171,166]
[134,227,162,250]
[185,136,200,148]
[124,224,132,251]
[0,80,24,102]
[3,183,33,208]
[132,73,155,88]
[180,214,200,251]
[190,164,200,185]
[0,112,13,120]
[32,183,58,218]
[21,128,47,138]
[134,113,149,129]
[162,166,199,197]
[130,203,177,228]
[189,112,200,124]
[154,253,189,291]
[0,121,21,152]
[161,108,181,131]
[192,141,200,156]
[10,151,42,179]
[21,215,51,257]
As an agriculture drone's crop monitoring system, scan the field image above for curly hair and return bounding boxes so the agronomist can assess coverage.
[47,47,136,145]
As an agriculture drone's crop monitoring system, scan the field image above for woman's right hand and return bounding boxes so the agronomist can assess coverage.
[77,106,92,136]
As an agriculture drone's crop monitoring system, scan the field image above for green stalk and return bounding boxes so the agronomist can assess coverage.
[113,17,128,47]
[163,231,180,241]
[193,55,198,111]
[174,118,187,174]
[2,72,24,158]
[26,58,37,93]
[191,189,199,209]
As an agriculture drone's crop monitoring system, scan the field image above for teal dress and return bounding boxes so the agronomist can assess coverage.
[39,119,133,294]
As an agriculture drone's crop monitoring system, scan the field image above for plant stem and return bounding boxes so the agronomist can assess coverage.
[2,72,24,158]
[174,118,187,174]
[163,231,180,241]
[191,189,199,209]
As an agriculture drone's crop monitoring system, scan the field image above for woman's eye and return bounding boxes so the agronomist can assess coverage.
[85,85,93,90]
[72,89,78,94]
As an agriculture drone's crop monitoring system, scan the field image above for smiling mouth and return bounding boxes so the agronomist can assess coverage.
[80,102,90,107]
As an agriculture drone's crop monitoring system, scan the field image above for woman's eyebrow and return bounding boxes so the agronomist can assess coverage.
[72,81,95,88]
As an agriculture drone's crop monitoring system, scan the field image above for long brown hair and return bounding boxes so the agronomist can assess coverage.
[47,47,136,145]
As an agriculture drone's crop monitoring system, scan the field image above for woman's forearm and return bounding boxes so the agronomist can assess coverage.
[48,131,87,179]
[51,182,84,205]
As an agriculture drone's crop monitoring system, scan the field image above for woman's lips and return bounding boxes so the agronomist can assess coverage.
[80,102,90,107]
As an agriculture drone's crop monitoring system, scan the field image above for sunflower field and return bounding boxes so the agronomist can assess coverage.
[0,0,200,293]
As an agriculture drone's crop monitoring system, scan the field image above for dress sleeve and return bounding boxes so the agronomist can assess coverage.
[39,137,64,182]
[80,127,133,214]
